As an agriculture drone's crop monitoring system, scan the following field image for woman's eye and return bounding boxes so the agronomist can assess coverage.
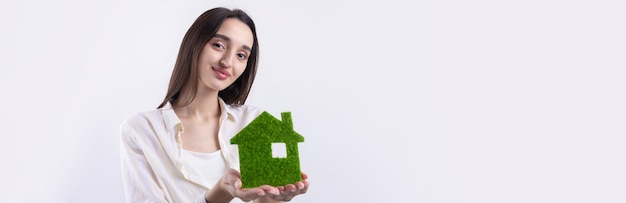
[213,43,225,49]
[237,53,248,59]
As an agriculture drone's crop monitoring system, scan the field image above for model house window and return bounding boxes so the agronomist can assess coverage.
[271,143,287,158]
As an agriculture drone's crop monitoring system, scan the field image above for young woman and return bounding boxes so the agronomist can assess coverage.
[120,7,309,203]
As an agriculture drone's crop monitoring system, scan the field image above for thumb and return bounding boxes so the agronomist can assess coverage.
[234,179,242,189]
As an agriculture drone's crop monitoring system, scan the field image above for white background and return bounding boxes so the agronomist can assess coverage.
[1,0,625,202]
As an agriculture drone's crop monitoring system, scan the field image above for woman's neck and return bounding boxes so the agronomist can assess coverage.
[176,89,221,121]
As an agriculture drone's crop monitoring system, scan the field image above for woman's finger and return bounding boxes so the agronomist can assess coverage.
[257,185,279,195]
[236,188,265,202]
[301,172,308,180]
[299,180,309,194]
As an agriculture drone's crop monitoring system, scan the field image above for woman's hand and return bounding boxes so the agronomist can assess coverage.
[259,172,310,202]
[214,169,310,202]
[217,169,280,202]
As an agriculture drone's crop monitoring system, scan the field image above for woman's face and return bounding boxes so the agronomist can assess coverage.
[197,18,254,92]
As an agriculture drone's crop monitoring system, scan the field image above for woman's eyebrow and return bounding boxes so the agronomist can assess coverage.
[214,34,252,51]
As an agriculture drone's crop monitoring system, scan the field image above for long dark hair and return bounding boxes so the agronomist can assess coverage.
[158,7,259,108]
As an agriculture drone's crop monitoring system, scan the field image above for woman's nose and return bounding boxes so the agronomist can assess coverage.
[220,54,233,68]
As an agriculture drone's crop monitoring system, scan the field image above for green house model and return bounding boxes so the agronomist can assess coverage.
[230,111,304,188]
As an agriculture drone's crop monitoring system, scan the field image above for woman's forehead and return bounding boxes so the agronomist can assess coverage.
[215,18,254,49]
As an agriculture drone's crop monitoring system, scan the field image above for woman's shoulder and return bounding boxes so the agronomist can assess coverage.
[224,103,265,122]
[120,108,165,131]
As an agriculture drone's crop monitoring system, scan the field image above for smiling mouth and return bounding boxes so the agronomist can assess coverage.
[213,67,230,79]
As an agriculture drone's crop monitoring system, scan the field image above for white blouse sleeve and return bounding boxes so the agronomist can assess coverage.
[119,122,169,203]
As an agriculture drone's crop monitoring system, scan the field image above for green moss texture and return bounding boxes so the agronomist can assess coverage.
[230,111,305,188]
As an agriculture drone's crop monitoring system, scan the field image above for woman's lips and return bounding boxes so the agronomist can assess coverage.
[213,67,230,80]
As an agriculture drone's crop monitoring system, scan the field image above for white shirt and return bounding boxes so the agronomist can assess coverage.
[120,98,263,203]
[181,149,226,189]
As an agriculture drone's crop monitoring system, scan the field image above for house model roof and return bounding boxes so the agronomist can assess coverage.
[231,111,304,144]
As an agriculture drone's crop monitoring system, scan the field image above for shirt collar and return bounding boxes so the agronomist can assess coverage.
[160,101,181,133]
[218,97,239,122]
